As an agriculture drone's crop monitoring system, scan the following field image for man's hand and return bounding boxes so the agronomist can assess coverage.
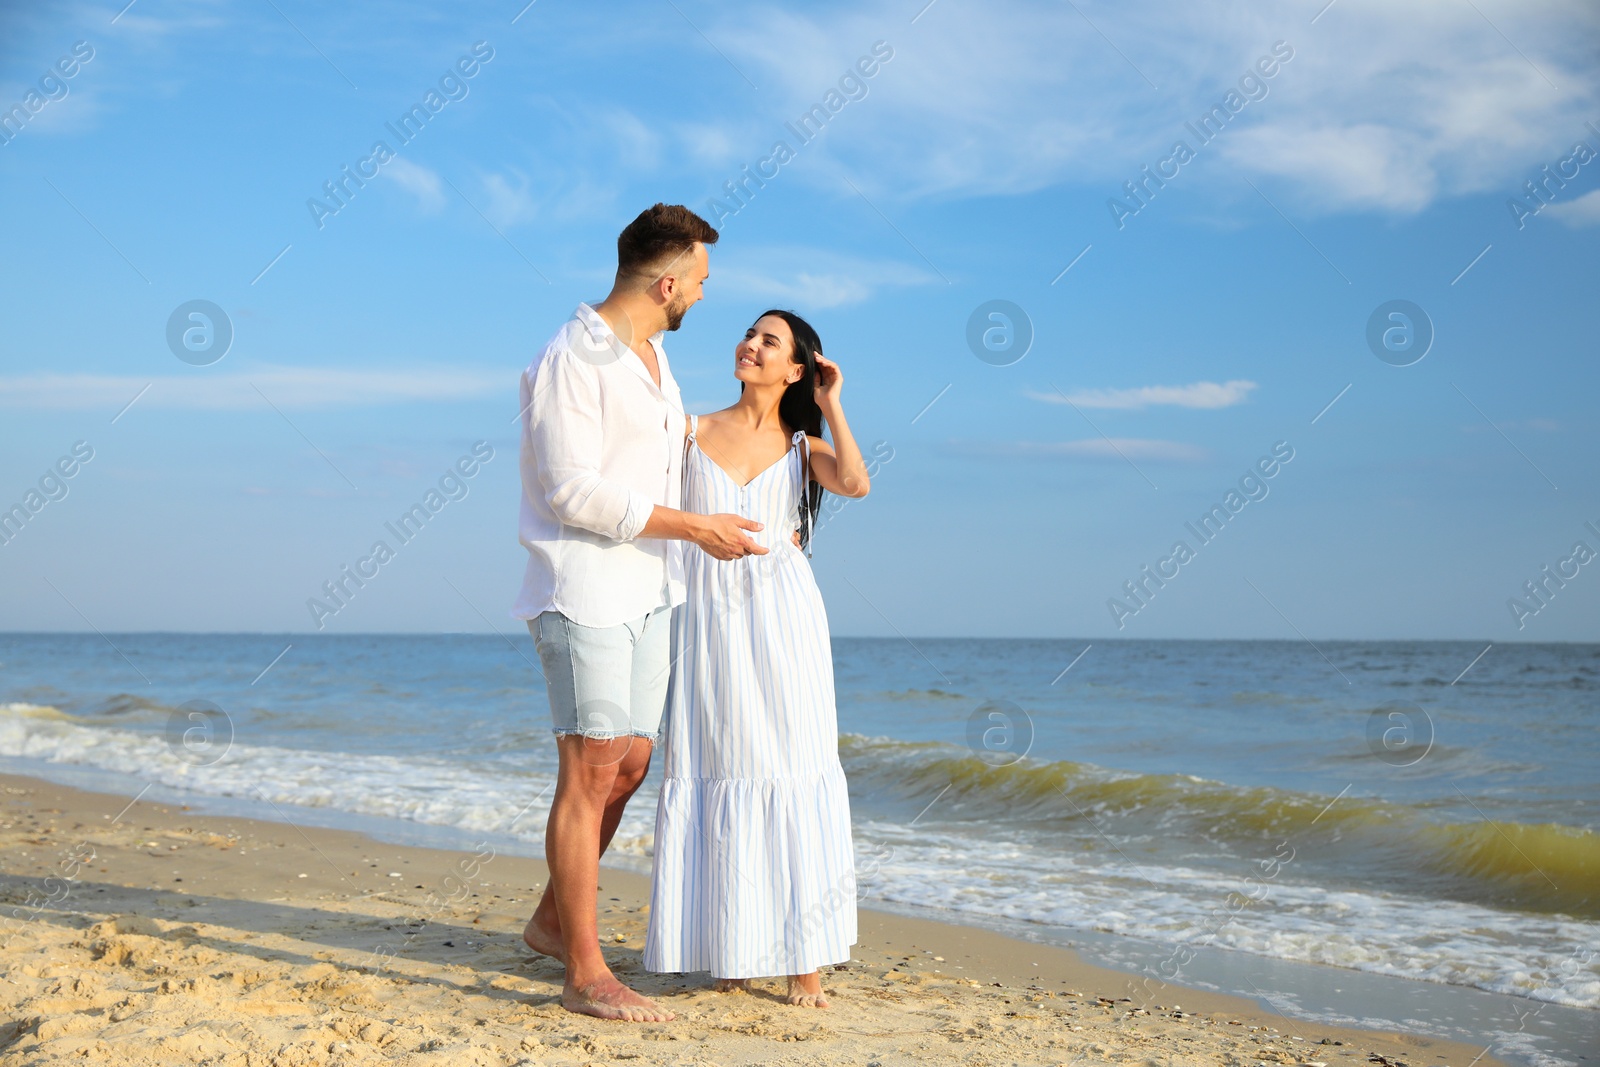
[693,513,768,560]
[638,505,770,558]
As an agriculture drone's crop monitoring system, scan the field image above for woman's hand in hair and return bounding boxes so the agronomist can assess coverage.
[813,354,844,409]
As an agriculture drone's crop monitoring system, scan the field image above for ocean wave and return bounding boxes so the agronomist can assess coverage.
[838,733,1600,920]
[1,702,73,721]
[872,688,968,703]
[0,704,581,847]
[3,695,189,723]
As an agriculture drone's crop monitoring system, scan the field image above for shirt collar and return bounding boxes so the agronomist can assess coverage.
[574,302,665,351]
[573,303,671,396]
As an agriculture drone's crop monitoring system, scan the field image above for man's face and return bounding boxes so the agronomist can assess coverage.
[664,241,709,332]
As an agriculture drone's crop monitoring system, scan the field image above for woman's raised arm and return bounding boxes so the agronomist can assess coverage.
[806,354,870,499]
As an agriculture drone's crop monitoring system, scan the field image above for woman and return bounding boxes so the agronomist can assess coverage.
[643,309,871,1007]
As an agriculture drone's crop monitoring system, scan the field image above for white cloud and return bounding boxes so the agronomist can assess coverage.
[381,157,445,212]
[712,246,941,308]
[1030,380,1258,410]
[968,438,1209,462]
[470,103,666,228]
[675,122,742,169]
[472,160,620,228]
[595,106,663,171]
[695,0,1599,215]
[1224,123,1441,213]
[0,365,508,411]
[92,0,231,42]
[1545,188,1600,227]
[481,168,538,228]
[0,86,109,139]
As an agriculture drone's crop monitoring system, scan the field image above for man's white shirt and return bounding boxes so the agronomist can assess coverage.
[512,303,686,628]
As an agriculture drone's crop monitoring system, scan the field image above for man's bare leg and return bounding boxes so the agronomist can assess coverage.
[523,737,650,961]
[536,734,672,1022]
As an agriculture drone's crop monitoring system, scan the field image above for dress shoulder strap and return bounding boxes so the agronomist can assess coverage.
[682,414,698,479]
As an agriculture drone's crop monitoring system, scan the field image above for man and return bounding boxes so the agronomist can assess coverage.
[513,203,765,1022]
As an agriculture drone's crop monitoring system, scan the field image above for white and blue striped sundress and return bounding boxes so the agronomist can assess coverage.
[643,415,857,979]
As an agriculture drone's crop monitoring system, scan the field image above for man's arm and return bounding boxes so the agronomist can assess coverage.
[639,505,767,561]
[527,353,654,541]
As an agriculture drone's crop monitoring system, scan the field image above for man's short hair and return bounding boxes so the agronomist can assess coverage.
[616,203,718,280]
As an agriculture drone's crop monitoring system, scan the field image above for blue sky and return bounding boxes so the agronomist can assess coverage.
[1,0,1597,640]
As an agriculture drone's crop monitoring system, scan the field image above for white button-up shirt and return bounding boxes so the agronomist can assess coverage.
[512,304,686,628]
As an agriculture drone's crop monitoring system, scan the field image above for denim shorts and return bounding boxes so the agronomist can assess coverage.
[529,606,671,740]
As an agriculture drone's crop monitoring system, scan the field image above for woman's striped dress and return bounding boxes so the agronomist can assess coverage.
[643,416,857,979]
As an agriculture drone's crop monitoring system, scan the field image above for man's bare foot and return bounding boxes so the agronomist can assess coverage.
[522,912,565,962]
[787,972,829,1008]
[713,977,751,993]
[563,975,675,1022]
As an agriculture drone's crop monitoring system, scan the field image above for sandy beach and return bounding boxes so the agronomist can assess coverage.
[0,772,1502,1067]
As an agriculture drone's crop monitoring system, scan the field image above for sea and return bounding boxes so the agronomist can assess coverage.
[2,634,1596,1064]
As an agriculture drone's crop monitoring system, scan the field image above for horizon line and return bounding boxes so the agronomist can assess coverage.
[0,630,1589,645]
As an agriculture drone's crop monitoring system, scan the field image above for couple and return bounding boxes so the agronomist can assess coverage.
[511,204,870,1022]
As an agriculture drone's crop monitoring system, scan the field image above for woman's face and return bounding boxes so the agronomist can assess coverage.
[734,314,804,388]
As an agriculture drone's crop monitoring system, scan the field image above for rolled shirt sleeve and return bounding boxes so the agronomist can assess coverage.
[617,486,655,542]
[527,353,654,542]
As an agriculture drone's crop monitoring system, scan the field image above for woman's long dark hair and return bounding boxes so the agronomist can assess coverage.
[747,308,825,552]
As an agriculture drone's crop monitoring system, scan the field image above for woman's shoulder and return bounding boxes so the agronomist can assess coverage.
[803,433,835,455]
[694,406,738,429]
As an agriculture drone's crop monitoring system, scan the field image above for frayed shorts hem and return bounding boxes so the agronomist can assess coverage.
[551,727,660,742]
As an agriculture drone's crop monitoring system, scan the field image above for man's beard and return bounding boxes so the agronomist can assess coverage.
[664,294,689,332]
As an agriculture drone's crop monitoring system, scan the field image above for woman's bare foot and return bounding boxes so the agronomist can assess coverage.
[522,911,565,962]
[786,971,829,1008]
[713,977,751,993]
[563,975,675,1022]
